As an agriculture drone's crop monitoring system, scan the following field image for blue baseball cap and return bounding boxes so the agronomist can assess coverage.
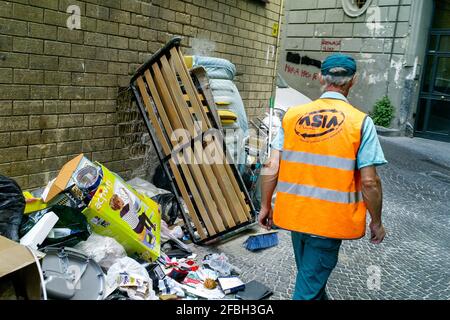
[321,54,357,77]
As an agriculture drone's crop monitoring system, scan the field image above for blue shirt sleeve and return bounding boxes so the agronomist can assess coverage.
[270,116,387,169]
[357,117,388,169]
[271,127,284,151]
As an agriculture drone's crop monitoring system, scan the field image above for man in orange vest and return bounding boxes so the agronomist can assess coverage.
[259,54,387,300]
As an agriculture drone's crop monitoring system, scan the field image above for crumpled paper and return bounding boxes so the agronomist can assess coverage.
[105,257,157,300]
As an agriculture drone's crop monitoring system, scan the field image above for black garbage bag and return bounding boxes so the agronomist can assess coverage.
[161,239,192,259]
[151,193,180,226]
[152,164,172,192]
[19,205,90,248]
[0,175,25,241]
[104,289,132,300]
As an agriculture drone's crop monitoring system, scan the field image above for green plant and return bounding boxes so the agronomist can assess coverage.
[370,96,395,128]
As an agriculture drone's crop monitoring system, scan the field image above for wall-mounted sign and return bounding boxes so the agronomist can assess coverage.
[272,23,279,37]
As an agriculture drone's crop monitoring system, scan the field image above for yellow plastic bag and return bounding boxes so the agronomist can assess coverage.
[23,191,48,214]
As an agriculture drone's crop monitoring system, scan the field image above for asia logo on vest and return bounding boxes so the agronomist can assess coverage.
[295,109,345,142]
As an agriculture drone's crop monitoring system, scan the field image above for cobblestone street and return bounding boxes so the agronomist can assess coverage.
[193,136,450,300]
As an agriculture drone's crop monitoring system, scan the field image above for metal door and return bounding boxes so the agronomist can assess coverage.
[415,1,450,141]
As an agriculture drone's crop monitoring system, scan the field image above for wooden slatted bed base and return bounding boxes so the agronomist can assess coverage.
[130,37,256,244]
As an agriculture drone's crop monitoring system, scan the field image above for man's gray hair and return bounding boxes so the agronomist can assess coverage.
[322,67,355,87]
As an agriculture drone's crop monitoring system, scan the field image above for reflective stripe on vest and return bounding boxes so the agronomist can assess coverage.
[272,98,368,240]
[282,150,356,171]
[277,181,363,204]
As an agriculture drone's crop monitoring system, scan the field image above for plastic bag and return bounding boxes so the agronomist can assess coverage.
[74,234,127,269]
[19,205,90,248]
[105,257,157,300]
[152,193,179,226]
[128,177,179,225]
[127,177,170,199]
[202,253,241,277]
[0,175,25,241]
[160,221,191,253]
[169,226,184,239]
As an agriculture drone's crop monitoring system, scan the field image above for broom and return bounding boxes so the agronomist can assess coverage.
[243,231,279,252]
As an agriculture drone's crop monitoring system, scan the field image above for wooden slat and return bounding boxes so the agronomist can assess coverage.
[187,105,210,115]
[158,56,237,229]
[191,67,222,131]
[136,76,207,239]
[131,40,256,243]
[152,61,230,232]
[224,154,253,220]
[183,93,204,102]
[169,48,251,223]
[142,69,219,236]
[170,48,251,222]
[170,48,210,127]
[161,57,236,228]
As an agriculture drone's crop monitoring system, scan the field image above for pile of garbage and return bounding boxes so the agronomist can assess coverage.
[0,153,271,301]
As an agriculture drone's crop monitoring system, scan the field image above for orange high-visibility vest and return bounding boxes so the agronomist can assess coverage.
[273,98,368,240]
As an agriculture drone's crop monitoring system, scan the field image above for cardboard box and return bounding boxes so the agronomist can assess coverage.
[0,236,42,300]
[35,154,161,262]
[42,154,94,203]
[82,165,161,262]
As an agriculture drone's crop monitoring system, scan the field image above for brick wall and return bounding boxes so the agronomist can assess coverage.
[0,0,282,189]
[280,0,418,122]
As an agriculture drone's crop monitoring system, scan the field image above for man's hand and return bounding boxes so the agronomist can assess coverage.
[258,206,273,231]
[369,220,385,244]
[361,166,385,244]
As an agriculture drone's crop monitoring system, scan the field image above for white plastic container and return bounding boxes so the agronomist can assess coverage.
[20,211,59,249]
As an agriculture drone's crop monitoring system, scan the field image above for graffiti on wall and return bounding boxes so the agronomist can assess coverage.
[286,52,322,69]
[321,39,342,52]
[284,63,319,81]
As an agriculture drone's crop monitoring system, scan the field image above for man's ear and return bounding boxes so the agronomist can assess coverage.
[346,74,356,91]
[350,74,358,87]
[319,74,325,85]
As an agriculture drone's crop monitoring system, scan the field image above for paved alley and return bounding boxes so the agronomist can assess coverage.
[194,136,450,300]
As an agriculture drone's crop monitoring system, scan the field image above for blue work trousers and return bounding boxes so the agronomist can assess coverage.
[291,231,342,300]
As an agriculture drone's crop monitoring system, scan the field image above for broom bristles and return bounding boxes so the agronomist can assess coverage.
[244,232,279,251]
